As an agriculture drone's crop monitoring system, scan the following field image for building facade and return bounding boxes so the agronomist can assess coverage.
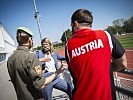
[0,23,16,62]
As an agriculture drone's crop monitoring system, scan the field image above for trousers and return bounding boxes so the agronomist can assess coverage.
[42,72,72,100]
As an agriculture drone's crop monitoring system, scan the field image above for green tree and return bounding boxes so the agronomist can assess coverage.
[105,26,116,34]
[112,19,125,35]
[61,29,72,44]
[123,16,133,33]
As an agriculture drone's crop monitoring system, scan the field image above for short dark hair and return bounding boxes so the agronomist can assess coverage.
[71,9,93,25]
[16,30,31,45]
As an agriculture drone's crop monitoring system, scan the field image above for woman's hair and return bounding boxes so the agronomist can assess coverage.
[41,38,54,53]
[71,9,93,25]
[16,30,32,45]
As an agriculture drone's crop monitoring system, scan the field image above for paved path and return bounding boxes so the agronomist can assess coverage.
[0,61,17,100]
[0,61,69,100]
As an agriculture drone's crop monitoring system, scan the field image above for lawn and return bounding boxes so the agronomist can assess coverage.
[56,34,133,50]
[116,34,133,48]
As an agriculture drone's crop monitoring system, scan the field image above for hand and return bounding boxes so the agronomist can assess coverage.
[44,57,51,62]
[42,69,46,73]
[55,66,66,75]
[39,57,51,62]
[62,62,68,68]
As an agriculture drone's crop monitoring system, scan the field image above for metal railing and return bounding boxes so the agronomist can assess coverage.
[114,69,133,100]
[60,59,133,100]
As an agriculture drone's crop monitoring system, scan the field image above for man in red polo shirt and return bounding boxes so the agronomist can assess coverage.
[65,9,127,100]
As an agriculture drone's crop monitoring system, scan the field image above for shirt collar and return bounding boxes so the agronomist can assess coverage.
[73,28,92,37]
[17,46,29,52]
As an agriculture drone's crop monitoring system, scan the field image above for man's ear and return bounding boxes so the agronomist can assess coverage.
[28,38,33,45]
[74,21,80,30]
[73,21,78,27]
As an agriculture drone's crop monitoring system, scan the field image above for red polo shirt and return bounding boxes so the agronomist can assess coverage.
[66,29,112,100]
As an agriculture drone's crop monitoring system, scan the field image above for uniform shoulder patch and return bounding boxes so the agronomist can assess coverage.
[34,65,42,75]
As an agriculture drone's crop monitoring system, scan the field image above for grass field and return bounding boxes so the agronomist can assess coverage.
[116,34,133,49]
[56,33,133,50]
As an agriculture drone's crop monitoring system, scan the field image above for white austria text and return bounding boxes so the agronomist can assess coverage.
[72,39,104,58]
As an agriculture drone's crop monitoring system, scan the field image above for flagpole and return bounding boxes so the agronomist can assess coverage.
[33,0,42,41]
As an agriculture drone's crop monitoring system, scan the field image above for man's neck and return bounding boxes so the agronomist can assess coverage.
[20,44,29,49]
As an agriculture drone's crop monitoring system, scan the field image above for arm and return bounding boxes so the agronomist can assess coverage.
[112,53,127,71]
[7,58,15,83]
[30,64,65,90]
[35,50,51,62]
[39,57,51,62]
[110,33,127,71]
[29,54,66,90]
[40,66,66,89]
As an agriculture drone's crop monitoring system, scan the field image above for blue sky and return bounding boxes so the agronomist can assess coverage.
[0,0,133,46]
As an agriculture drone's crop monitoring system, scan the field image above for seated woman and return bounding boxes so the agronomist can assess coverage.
[35,38,73,100]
